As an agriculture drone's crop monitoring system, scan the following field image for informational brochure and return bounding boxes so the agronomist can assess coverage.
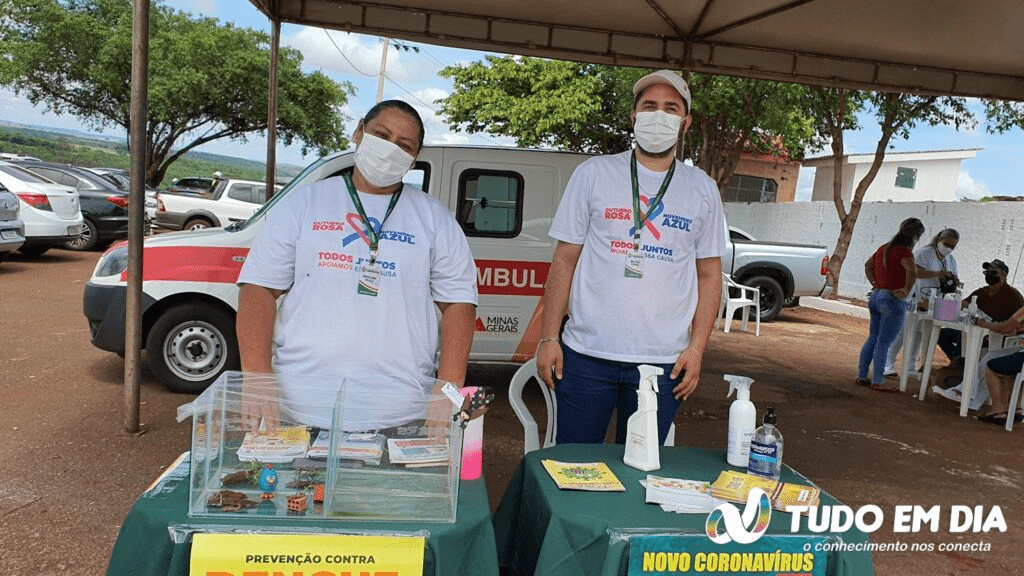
[235,425,310,464]
[386,437,450,465]
[710,470,820,512]
[540,459,625,492]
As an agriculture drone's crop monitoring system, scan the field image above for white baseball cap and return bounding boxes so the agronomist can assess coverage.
[632,70,692,113]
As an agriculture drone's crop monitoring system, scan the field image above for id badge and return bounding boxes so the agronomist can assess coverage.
[624,250,644,279]
[357,263,381,297]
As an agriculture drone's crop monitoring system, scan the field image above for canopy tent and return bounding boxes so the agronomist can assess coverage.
[247,0,1024,100]
[121,0,1023,432]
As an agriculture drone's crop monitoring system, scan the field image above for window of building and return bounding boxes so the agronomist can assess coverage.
[724,174,778,203]
[895,167,917,189]
[457,170,523,237]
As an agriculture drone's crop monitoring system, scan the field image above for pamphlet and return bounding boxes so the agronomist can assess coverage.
[386,437,450,465]
[540,459,625,492]
[642,475,725,513]
[709,470,820,512]
[307,430,385,465]
[236,425,310,464]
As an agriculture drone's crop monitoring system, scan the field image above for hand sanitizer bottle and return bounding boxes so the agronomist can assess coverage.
[623,365,662,471]
[747,407,783,479]
[968,295,979,317]
[724,374,756,467]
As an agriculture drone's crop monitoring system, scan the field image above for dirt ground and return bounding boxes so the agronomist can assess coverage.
[1,249,1022,576]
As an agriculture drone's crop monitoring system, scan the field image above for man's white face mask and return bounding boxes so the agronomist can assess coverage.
[937,243,954,257]
[633,110,683,154]
[354,132,415,188]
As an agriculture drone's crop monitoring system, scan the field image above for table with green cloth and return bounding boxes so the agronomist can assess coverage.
[106,453,500,576]
[494,444,873,576]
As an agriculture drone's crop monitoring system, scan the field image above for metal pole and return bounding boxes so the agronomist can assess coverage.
[125,0,150,435]
[265,18,280,201]
[376,38,389,103]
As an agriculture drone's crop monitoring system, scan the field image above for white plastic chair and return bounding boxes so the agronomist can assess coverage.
[1005,369,1024,432]
[717,273,761,336]
[508,358,676,454]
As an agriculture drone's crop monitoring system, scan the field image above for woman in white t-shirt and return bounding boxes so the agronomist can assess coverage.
[885,228,960,375]
[235,100,478,431]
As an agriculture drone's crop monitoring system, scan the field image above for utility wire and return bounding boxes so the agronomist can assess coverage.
[323,29,376,77]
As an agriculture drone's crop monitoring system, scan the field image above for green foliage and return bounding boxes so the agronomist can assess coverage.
[437,57,824,192]
[438,56,641,154]
[983,100,1024,134]
[0,0,354,186]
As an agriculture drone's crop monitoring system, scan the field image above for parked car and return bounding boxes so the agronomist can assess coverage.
[15,160,136,251]
[154,177,281,231]
[0,183,26,263]
[0,162,82,257]
[84,146,828,393]
[165,176,215,196]
[86,167,160,220]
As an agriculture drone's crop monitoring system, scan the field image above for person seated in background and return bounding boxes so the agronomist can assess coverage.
[932,259,1024,404]
[973,303,1024,425]
[884,228,959,377]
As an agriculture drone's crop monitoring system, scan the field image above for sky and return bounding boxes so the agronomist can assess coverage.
[1,0,1021,201]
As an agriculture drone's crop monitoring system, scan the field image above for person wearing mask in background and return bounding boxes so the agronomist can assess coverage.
[235,100,478,431]
[973,304,1024,425]
[858,218,925,392]
[933,258,1024,409]
[884,228,960,378]
[536,70,726,445]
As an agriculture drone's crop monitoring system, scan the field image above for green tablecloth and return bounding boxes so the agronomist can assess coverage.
[493,444,873,576]
[106,453,499,576]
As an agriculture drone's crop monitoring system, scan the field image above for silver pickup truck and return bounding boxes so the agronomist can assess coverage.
[726,227,829,321]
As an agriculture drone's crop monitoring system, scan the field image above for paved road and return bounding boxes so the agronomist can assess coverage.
[2,248,1022,576]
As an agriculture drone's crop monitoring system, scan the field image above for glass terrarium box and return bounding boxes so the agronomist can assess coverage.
[187,371,463,523]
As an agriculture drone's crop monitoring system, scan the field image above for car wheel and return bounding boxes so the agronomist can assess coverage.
[17,245,50,257]
[745,275,785,322]
[63,219,99,251]
[0,251,7,264]
[184,218,214,231]
[145,303,239,394]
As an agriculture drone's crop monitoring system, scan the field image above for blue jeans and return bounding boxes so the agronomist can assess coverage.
[859,290,909,384]
[555,343,682,445]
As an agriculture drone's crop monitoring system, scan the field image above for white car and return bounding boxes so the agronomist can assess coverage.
[0,162,83,256]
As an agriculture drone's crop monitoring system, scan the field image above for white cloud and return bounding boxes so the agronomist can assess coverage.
[285,29,440,84]
[956,170,992,200]
[172,0,218,17]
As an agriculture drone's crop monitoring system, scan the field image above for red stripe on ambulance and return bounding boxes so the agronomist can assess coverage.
[122,246,250,283]
[475,259,549,296]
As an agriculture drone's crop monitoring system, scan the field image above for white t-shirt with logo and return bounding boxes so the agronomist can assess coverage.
[912,244,958,299]
[549,150,726,364]
[237,176,478,428]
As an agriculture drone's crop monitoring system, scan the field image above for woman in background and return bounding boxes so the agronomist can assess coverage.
[858,218,925,392]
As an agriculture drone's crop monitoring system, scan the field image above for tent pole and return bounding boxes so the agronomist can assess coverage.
[124,0,150,435]
[265,17,280,200]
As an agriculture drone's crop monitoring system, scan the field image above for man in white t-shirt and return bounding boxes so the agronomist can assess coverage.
[236,100,478,430]
[536,70,726,445]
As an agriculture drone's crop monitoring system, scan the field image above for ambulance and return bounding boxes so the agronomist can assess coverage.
[84,146,827,393]
[84,146,590,392]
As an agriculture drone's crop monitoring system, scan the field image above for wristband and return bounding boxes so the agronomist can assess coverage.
[537,337,560,345]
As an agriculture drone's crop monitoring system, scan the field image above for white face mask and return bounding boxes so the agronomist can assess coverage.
[937,243,954,256]
[633,110,683,154]
[354,133,415,188]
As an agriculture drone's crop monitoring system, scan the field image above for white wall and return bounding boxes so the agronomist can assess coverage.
[810,158,962,203]
[724,201,1024,300]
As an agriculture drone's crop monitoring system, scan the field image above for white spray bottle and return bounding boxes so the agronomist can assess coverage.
[623,364,662,471]
[724,374,756,467]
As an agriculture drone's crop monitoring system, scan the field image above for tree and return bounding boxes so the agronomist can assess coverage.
[808,90,973,296]
[437,56,822,193]
[0,0,354,187]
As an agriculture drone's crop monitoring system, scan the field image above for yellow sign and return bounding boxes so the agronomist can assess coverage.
[189,533,425,576]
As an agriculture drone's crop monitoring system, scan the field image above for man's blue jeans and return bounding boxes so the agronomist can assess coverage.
[555,343,681,445]
[859,289,909,384]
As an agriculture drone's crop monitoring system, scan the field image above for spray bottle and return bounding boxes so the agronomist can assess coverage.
[724,374,756,467]
[623,364,662,471]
